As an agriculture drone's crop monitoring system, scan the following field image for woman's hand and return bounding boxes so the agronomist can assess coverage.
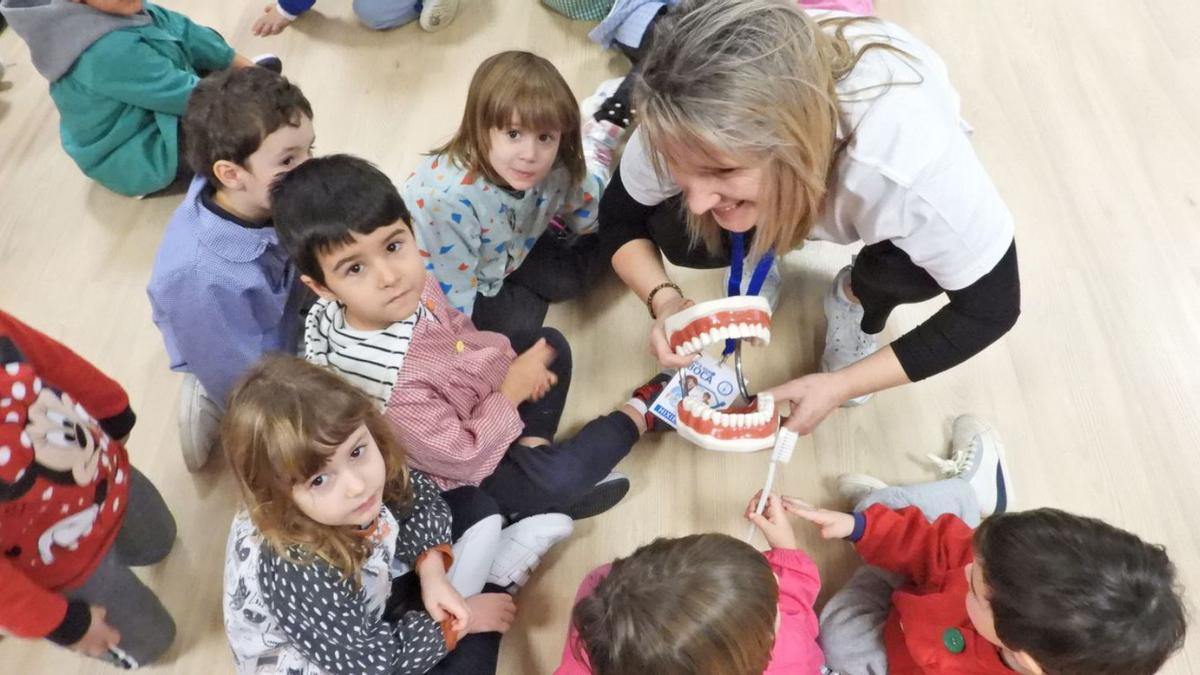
[781,497,856,540]
[649,295,699,369]
[744,491,797,550]
[766,372,850,435]
[252,4,294,36]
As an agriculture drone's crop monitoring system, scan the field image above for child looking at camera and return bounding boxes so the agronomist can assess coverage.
[221,355,515,674]
[403,51,629,338]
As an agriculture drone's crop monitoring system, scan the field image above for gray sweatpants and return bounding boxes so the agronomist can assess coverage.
[819,479,981,675]
[64,467,177,669]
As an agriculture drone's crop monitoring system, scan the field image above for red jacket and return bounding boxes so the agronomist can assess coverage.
[383,275,524,490]
[855,504,1013,673]
[0,312,134,644]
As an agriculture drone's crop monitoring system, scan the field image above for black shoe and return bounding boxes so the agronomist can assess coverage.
[561,472,630,520]
[253,53,283,74]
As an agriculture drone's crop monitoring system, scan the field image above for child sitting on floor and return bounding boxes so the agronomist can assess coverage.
[272,155,669,587]
[403,50,629,339]
[222,355,516,675]
[0,0,263,196]
[0,311,177,669]
[555,493,826,674]
[792,415,1188,674]
[147,66,315,471]
[252,0,461,35]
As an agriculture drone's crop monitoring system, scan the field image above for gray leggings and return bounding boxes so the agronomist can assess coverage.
[64,467,177,669]
[818,479,981,675]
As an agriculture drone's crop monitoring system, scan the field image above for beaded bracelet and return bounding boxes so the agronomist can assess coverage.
[646,281,683,319]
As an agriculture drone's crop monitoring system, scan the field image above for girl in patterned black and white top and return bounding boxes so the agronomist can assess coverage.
[220,355,516,675]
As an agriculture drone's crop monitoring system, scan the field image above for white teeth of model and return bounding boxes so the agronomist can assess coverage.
[718,326,731,340]
[700,332,713,346]
[675,345,687,356]
[735,414,746,428]
[700,407,712,420]
[690,337,703,352]
[739,323,751,338]
[762,327,771,343]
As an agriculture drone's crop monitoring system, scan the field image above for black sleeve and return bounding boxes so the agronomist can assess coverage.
[891,240,1021,382]
[598,165,659,262]
[390,471,452,567]
[259,548,448,675]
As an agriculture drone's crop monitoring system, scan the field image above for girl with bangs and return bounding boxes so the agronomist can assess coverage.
[221,355,515,675]
[602,0,1021,435]
[404,50,629,340]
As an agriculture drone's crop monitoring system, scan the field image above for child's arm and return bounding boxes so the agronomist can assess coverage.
[407,180,488,316]
[152,273,283,408]
[0,559,86,645]
[0,312,135,440]
[390,471,453,567]
[259,553,453,675]
[554,121,623,236]
[786,498,975,587]
[763,548,822,614]
[71,34,212,117]
[150,3,238,75]
[385,383,523,486]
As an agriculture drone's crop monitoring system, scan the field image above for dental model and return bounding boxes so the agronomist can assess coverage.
[665,295,772,357]
[665,296,779,453]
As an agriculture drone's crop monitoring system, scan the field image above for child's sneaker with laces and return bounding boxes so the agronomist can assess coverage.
[837,473,889,505]
[820,265,877,406]
[627,372,672,432]
[419,0,460,32]
[926,415,1013,516]
[179,374,221,472]
[487,513,574,589]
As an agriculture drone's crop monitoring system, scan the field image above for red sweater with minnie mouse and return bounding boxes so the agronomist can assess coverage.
[0,312,135,646]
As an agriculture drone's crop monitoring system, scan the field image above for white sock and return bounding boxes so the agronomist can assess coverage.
[625,398,649,416]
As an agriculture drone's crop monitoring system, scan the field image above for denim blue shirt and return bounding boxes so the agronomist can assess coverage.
[147,176,304,406]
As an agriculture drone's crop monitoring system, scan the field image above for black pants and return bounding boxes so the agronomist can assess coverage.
[478,328,639,520]
[638,197,1021,381]
[385,486,503,674]
[470,232,606,341]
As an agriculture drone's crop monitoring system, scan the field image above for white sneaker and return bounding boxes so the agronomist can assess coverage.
[419,0,460,32]
[837,473,889,504]
[926,415,1013,517]
[487,513,575,589]
[820,265,877,406]
[722,255,782,312]
[178,374,221,472]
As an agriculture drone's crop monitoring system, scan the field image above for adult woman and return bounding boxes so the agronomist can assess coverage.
[600,0,1020,434]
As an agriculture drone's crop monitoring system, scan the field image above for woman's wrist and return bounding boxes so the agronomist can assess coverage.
[646,282,685,319]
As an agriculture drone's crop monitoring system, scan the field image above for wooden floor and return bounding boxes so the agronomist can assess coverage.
[3,1,1200,672]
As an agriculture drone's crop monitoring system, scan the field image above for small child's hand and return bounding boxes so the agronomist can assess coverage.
[781,496,856,540]
[745,492,798,550]
[419,570,471,634]
[501,339,558,404]
[69,605,121,657]
[463,593,516,636]
[253,4,294,36]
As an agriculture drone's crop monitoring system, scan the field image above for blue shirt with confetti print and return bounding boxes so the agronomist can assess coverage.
[403,155,604,316]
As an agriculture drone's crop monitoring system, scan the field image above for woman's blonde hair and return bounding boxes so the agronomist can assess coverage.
[571,533,779,675]
[222,355,412,583]
[432,50,585,188]
[637,0,914,260]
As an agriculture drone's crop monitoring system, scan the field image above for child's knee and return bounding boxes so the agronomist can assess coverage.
[352,0,419,30]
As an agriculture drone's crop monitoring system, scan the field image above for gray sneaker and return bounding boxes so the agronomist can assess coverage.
[419,0,460,32]
[820,265,877,406]
[927,415,1013,516]
[178,374,221,472]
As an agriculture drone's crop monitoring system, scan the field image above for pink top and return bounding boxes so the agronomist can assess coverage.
[554,548,826,675]
[383,275,524,490]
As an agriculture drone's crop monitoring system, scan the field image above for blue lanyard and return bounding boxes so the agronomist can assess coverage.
[723,232,775,356]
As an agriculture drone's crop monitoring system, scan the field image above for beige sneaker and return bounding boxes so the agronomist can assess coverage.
[837,473,889,505]
[419,0,460,32]
[178,374,222,472]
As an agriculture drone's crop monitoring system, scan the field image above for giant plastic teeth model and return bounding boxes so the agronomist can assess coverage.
[676,390,780,453]
[664,295,772,357]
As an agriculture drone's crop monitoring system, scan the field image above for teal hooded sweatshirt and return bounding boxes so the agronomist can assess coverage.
[0,1,234,196]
